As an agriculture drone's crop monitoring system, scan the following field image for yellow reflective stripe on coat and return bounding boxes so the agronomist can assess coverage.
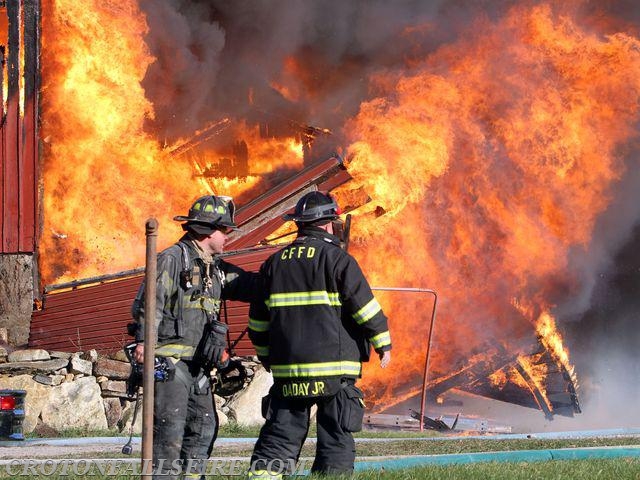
[266,291,341,308]
[352,297,382,324]
[182,294,221,313]
[159,271,175,292]
[155,344,196,358]
[247,470,282,479]
[270,361,361,378]
[254,345,269,357]
[370,330,391,349]
[248,317,270,332]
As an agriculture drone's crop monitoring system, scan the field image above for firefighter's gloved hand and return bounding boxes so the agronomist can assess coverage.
[196,319,229,369]
[205,320,228,368]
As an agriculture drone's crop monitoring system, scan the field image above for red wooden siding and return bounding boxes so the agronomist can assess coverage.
[30,246,279,355]
[1,1,39,254]
[228,156,349,250]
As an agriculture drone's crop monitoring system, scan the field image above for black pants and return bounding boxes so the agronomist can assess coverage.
[250,382,365,476]
[153,360,217,480]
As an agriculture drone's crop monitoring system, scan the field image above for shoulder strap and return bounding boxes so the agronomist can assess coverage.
[175,241,193,338]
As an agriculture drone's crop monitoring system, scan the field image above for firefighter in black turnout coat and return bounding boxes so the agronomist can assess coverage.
[131,195,259,480]
[248,191,392,476]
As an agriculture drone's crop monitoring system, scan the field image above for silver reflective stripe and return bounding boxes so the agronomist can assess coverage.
[267,291,342,308]
[254,345,269,356]
[270,361,362,378]
[370,330,391,349]
[249,317,270,332]
[353,298,381,324]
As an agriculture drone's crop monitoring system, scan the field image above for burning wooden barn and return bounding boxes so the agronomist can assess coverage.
[3,1,640,429]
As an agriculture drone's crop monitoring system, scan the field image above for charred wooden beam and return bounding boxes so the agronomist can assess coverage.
[514,359,554,420]
[425,349,517,401]
[165,118,231,158]
[422,337,581,420]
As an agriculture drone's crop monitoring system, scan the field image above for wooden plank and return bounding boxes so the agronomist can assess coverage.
[2,0,20,252]
[19,0,40,252]
[234,156,343,225]
[0,34,4,250]
[227,217,287,250]
[37,278,142,311]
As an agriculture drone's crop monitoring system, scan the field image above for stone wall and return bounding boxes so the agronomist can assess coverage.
[0,347,272,436]
[0,254,34,346]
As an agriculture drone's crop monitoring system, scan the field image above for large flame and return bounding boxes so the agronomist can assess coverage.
[37,1,640,416]
[39,0,303,285]
[344,4,640,410]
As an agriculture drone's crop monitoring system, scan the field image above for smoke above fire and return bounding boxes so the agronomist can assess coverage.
[40,0,640,426]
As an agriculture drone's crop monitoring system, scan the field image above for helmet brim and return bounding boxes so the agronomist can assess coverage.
[282,213,339,223]
[179,219,239,235]
[173,215,196,222]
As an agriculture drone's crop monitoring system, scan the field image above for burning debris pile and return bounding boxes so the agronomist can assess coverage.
[36,0,640,425]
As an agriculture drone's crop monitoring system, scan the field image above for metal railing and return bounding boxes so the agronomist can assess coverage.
[371,287,438,432]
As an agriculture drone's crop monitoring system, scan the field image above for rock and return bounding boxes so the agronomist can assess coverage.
[103,398,122,430]
[120,399,142,434]
[82,349,99,363]
[111,350,129,362]
[0,357,69,375]
[217,408,229,427]
[48,351,73,360]
[0,346,8,358]
[226,366,273,427]
[0,374,51,433]
[94,357,130,380]
[70,354,92,375]
[214,394,225,410]
[33,422,60,438]
[33,374,64,386]
[40,376,108,431]
[100,380,128,397]
[8,349,50,362]
[55,368,68,375]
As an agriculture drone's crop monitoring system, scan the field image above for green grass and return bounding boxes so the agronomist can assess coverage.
[21,422,442,439]
[210,436,640,458]
[25,428,123,439]
[324,458,640,479]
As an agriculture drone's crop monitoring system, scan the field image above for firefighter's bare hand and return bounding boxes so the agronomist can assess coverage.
[134,344,144,364]
[379,350,391,368]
